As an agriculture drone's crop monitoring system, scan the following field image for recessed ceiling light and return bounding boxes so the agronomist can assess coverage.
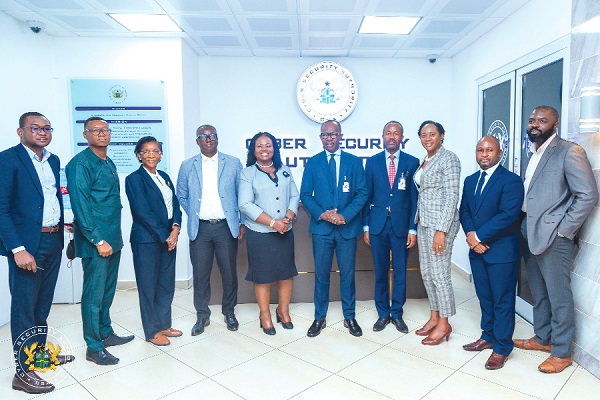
[573,14,600,33]
[109,14,181,32]
[359,16,421,35]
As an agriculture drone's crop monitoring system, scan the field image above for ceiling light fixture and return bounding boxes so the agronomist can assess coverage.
[109,14,181,32]
[358,16,421,35]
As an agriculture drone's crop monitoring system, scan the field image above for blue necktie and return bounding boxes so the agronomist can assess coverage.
[329,154,339,208]
[475,171,487,204]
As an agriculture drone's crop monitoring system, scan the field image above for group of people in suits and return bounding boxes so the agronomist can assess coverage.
[1,104,597,394]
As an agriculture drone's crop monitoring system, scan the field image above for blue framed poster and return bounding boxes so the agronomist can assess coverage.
[70,79,168,173]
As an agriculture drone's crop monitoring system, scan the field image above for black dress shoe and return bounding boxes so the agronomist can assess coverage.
[103,332,134,347]
[56,354,75,364]
[191,318,210,336]
[224,314,239,331]
[259,319,276,335]
[391,317,409,333]
[373,316,391,332]
[276,307,294,329]
[85,348,119,365]
[307,320,326,337]
[12,372,54,394]
[344,318,363,337]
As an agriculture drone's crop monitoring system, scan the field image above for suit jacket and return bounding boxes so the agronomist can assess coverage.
[459,165,524,263]
[414,146,461,232]
[177,152,243,240]
[125,166,182,244]
[524,135,598,255]
[300,150,368,239]
[66,147,123,258]
[0,144,64,256]
[362,151,419,236]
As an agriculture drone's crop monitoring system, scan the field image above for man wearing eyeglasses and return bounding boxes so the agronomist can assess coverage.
[0,112,73,394]
[177,124,245,336]
[300,120,368,337]
[66,117,133,367]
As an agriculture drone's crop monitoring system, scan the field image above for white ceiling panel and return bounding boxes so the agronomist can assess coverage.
[1,0,534,57]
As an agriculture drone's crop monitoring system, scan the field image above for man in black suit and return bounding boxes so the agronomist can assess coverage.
[0,112,72,394]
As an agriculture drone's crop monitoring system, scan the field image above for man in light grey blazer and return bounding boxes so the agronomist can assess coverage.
[515,106,598,374]
[177,124,245,336]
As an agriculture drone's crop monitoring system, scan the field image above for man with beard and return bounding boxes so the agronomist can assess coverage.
[362,121,419,333]
[514,106,597,373]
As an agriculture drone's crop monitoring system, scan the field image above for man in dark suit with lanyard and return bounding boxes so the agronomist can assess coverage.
[300,119,368,337]
[0,112,72,394]
[363,121,419,333]
[459,135,524,370]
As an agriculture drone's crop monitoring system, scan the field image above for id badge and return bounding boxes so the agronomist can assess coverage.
[398,173,406,190]
[342,177,350,193]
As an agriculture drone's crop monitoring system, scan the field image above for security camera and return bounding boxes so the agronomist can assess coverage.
[427,55,437,64]
[26,20,44,34]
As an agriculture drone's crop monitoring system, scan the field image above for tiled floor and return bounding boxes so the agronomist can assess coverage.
[2,272,599,399]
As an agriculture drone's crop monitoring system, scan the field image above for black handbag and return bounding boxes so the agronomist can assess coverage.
[66,239,75,260]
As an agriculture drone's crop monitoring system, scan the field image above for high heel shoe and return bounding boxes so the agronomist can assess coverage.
[259,317,276,335]
[421,325,452,346]
[275,307,294,329]
[415,325,435,336]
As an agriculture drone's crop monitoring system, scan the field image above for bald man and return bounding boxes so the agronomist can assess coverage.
[459,136,524,370]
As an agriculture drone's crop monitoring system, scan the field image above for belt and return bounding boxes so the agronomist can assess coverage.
[41,225,60,233]
[199,219,225,224]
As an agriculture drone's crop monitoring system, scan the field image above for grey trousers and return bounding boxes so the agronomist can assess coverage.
[417,221,459,317]
[523,233,576,358]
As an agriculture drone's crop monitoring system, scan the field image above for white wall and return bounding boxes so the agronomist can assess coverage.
[449,0,572,273]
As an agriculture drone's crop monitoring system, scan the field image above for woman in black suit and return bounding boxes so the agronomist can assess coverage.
[125,136,182,346]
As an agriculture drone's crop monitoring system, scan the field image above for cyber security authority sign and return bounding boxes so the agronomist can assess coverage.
[297,61,358,123]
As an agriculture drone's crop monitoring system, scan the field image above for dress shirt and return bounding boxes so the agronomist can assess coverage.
[23,145,61,228]
[143,167,173,219]
[198,152,226,220]
[473,162,500,243]
[522,133,556,212]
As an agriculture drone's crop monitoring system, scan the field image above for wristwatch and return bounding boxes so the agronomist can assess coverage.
[96,240,105,246]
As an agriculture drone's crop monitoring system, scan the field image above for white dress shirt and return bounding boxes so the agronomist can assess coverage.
[473,162,500,243]
[198,152,226,220]
[522,133,556,212]
[143,167,173,219]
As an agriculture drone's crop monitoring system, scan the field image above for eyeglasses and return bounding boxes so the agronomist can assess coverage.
[85,128,112,136]
[139,150,162,156]
[22,126,53,134]
[320,132,340,139]
[197,133,218,141]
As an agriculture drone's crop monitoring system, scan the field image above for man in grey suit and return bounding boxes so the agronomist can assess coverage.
[514,106,598,373]
[177,124,245,335]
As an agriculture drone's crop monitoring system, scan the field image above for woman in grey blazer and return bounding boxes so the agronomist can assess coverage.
[239,132,299,335]
[413,121,461,345]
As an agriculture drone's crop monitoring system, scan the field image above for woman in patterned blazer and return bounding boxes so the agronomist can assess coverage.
[413,120,461,346]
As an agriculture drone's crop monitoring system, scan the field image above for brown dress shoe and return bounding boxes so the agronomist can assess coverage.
[160,327,183,337]
[12,372,55,394]
[149,333,170,346]
[538,355,572,373]
[485,352,508,370]
[513,338,551,352]
[415,325,435,336]
[463,338,493,352]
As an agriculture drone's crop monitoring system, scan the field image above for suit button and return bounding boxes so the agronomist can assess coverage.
[276,197,279,200]
[277,210,280,213]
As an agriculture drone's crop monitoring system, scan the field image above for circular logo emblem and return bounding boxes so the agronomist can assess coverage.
[296,61,358,123]
[486,120,510,165]
[12,326,74,387]
[109,85,127,103]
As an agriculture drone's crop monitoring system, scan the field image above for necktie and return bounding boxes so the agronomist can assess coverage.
[388,155,396,189]
[475,171,487,204]
[329,153,339,208]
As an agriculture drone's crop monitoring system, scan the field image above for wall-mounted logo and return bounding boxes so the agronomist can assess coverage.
[486,120,509,165]
[109,85,127,103]
[297,61,358,123]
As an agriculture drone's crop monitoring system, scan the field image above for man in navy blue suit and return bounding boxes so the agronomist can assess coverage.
[0,112,72,394]
[459,135,524,370]
[300,120,368,337]
[363,121,419,333]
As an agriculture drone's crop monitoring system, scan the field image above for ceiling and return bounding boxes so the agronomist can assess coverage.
[1,0,530,58]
